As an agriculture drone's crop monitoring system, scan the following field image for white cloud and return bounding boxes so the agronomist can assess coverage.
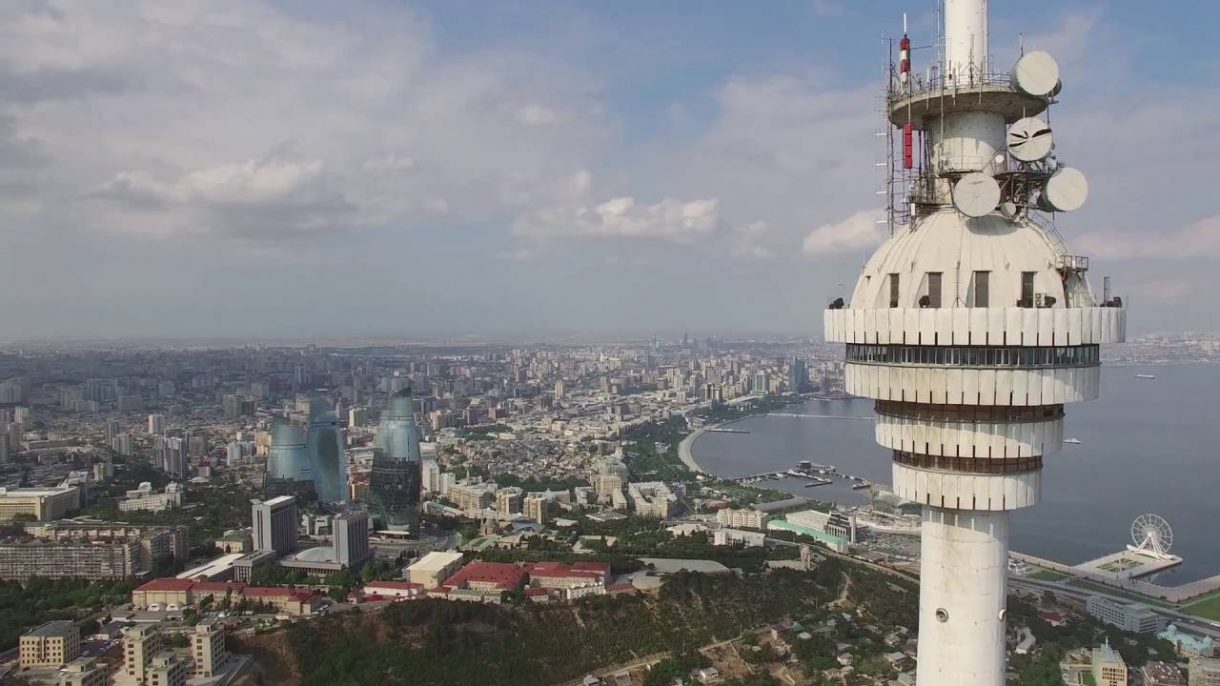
[0,0,608,242]
[91,155,353,238]
[513,196,722,243]
[801,209,887,257]
[516,104,560,125]
[1077,215,1220,260]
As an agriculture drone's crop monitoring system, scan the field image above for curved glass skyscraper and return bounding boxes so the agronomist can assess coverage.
[305,397,347,504]
[265,421,315,500]
[368,389,423,533]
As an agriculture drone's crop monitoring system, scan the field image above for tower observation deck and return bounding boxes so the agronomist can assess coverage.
[824,1,1126,684]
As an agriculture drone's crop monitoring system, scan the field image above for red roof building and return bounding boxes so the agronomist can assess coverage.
[135,578,195,592]
[440,562,528,592]
[527,562,610,589]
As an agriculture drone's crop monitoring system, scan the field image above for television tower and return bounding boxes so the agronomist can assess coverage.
[824,1,1126,684]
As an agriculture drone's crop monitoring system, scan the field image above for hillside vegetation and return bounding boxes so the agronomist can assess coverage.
[275,564,852,686]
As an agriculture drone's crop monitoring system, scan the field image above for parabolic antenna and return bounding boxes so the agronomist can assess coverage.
[1041,167,1088,212]
[1013,51,1060,97]
[1007,117,1054,162]
[954,172,1001,218]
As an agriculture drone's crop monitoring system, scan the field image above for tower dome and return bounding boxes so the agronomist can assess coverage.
[852,211,1091,311]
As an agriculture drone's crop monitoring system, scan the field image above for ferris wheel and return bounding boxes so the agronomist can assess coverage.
[1129,514,1174,559]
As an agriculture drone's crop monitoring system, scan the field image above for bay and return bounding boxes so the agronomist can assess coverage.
[690,364,1220,584]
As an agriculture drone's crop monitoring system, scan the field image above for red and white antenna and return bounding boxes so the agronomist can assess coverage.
[900,14,914,170]
[899,13,911,88]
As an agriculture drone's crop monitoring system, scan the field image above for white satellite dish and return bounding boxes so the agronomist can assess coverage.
[1013,51,1060,97]
[954,173,1001,218]
[1007,117,1054,162]
[1041,167,1088,212]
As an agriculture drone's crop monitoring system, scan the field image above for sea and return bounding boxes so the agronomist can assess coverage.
[689,364,1220,585]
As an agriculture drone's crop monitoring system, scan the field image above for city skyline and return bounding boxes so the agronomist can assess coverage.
[2,1,1218,338]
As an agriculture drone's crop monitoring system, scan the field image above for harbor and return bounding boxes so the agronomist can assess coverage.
[726,461,871,491]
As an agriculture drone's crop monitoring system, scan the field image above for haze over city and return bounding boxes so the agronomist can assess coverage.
[2,0,1218,339]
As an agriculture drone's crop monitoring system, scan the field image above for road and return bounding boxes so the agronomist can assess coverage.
[1010,576,1220,639]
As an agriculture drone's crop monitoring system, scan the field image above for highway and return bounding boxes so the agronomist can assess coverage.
[1010,576,1220,639]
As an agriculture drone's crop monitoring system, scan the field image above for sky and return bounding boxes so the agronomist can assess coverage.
[1,0,1218,340]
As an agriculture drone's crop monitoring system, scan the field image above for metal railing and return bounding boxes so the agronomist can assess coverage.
[888,70,1021,107]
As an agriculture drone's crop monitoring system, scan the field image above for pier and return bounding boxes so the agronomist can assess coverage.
[1073,550,1184,580]
[769,413,874,420]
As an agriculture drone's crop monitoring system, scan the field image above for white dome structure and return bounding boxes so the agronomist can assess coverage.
[851,211,1086,311]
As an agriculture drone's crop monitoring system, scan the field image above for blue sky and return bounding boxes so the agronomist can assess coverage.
[1,0,1217,339]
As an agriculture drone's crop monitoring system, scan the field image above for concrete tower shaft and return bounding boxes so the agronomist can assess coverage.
[944,0,989,80]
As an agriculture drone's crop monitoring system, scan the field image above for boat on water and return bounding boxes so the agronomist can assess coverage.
[1063,438,1082,445]
[1135,374,1156,380]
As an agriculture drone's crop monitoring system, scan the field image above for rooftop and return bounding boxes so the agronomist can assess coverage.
[135,578,196,592]
[528,561,610,581]
[260,495,296,508]
[407,551,464,573]
[364,580,423,591]
[0,486,74,497]
[441,561,528,591]
[24,620,75,637]
[176,552,245,580]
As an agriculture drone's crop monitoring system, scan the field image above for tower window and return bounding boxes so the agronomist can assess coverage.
[927,272,942,308]
[889,273,900,308]
[972,271,990,308]
[1020,272,1035,307]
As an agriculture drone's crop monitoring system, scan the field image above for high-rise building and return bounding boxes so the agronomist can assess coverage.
[524,495,547,524]
[331,511,370,567]
[146,414,166,436]
[822,2,1126,683]
[157,436,188,478]
[19,621,80,668]
[121,625,162,684]
[788,357,808,393]
[449,483,494,515]
[1093,641,1128,686]
[251,496,298,556]
[191,621,227,679]
[421,459,441,494]
[265,421,314,499]
[105,420,120,450]
[305,397,346,504]
[496,487,523,517]
[367,390,423,532]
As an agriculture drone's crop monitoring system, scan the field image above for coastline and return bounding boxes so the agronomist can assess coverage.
[676,427,706,473]
[678,396,846,476]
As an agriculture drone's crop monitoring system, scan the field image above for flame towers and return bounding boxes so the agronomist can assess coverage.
[265,398,347,505]
[368,389,423,534]
[824,1,1125,683]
